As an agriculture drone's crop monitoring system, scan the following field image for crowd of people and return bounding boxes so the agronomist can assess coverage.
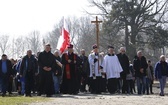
[0,43,168,97]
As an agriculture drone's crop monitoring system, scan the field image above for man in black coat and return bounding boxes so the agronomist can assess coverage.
[38,44,56,97]
[133,50,148,95]
[79,49,90,92]
[0,54,12,97]
[20,50,38,97]
[117,47,129,94]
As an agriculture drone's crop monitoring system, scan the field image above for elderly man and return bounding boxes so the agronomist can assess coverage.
[133,51,148,95]
[79,49,90,92]
[20,50,38,97]
[155,55,168,96]
[117,47,129,94]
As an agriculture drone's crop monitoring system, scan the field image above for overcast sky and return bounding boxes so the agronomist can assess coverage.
[0,0,90,36]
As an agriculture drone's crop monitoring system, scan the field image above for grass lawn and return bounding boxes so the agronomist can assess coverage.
[0,95,50,105]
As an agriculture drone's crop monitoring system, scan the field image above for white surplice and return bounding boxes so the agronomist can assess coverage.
[88,52,103,77]
[102,54,123,79]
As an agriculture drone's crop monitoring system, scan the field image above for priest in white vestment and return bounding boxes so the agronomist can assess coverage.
[88,44,104,94]
[103,46,123,94]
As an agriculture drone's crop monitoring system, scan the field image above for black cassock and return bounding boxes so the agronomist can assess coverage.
[38,51,56,96]
[60,52,79,94]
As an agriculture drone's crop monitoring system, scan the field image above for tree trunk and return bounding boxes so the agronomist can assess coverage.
[129,24,137,61]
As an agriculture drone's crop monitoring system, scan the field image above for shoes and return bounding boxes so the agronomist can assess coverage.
[55,92,60,94]
[159,93,164,96]
[18,92,21,95]
[151,92,154,94]
[37,93,41,96]
[24,94,32,97]
[2,93,6,97]
[46,95,52,97]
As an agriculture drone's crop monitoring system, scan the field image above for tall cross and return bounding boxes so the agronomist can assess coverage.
[91,16,102,48]
[91,16,102,74]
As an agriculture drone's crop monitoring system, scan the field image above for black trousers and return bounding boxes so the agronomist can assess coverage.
[90,76,102,94]
[122,75,127,93]
[1,73,8,94]
[8,76,13,93]
[108,78,117,94]
[25,72,34,95]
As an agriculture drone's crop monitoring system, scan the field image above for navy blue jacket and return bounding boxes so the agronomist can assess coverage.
[155,61,168,79]
[0,59,12,76]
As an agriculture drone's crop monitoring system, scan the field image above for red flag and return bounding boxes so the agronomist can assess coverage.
[57,19,70,53]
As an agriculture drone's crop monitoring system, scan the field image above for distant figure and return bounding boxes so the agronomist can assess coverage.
[0,54,12,97]
[146,60,154,95]
[38,44,56,97]
[126,63,135,94]
[20,50,38,97]
[155,55,168,96]
[133,51,148,95]
[103,46,123,94]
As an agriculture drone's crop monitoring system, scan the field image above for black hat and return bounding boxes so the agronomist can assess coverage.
[108,45,114,49]
[67,44,73,48]
[92,44,98,49]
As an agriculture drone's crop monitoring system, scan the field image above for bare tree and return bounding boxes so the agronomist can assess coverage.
[0,35,10,54]
[14,36,26,58]
[26,31,42,55]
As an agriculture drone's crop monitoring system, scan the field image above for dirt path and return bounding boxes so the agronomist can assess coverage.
[29,85,168,105]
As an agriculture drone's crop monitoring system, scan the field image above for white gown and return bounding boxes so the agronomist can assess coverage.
[102,54,123,79]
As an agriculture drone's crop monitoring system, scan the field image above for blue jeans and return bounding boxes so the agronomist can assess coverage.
[136,76,146,94]
[52,74,61,93]
[21,77,25,95]
[159,76,167,95]
[0,77,2,92]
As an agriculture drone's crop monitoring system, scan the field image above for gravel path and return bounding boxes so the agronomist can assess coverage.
[29,86,168,105]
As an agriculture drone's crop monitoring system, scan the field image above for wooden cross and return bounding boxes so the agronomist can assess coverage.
[91,16,102,48]
[91,16,102,74]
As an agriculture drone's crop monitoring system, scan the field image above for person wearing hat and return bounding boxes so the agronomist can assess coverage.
[60,44,79,94]
[38,44,56,97]
[102,46,123,94]
[88,44,104,94]
[0,54,12,97]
